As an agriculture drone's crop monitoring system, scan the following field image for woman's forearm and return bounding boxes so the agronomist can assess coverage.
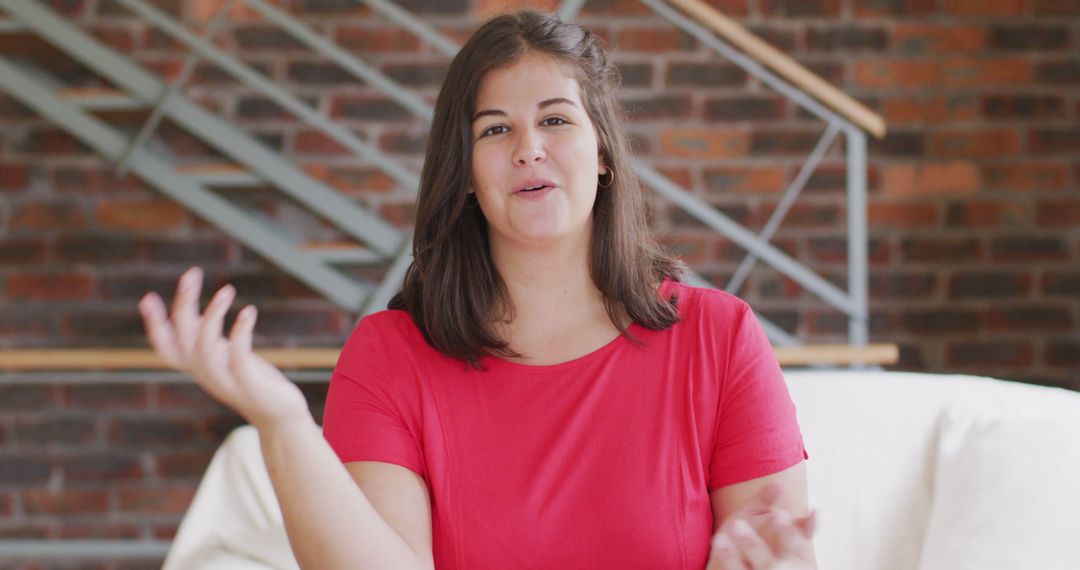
[257,418,429,570]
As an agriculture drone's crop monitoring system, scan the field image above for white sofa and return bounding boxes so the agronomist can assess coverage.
[163,370,1080,570]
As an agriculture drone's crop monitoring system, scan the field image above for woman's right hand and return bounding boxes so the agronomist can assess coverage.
[138,266,312,431]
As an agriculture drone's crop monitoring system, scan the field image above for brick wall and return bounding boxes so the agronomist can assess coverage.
[0,0,1077,565]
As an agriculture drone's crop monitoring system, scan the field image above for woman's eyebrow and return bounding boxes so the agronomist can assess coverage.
[472,97,578,123]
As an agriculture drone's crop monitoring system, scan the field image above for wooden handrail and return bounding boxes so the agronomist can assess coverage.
[665,0,887,139]
[0,344,898,370]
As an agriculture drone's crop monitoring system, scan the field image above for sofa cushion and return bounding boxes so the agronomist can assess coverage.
[916,378,1080,570]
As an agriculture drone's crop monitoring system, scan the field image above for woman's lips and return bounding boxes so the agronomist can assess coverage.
[513,186,555,199]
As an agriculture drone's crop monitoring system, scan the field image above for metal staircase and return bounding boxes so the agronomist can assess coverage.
[0,0,886,348]
[0,0,409,315]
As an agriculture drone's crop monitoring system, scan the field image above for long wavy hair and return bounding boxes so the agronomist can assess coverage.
[388,10,683,368]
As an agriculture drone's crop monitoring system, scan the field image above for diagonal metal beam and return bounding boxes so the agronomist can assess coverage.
[726,121,841,296]
[0,56,370,311]
[635,163,862,319]
[244,0,433,122]
[112,0,420,191]
[0,0,403,257]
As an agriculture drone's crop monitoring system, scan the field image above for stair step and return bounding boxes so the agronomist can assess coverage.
[176,163,262,187]
[56,86,142,110]
[300,241,384,265]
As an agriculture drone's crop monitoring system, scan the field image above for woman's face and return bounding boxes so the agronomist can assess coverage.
[470,51,603,251]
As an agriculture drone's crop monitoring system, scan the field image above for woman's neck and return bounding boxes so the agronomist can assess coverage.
[489,232,606,336]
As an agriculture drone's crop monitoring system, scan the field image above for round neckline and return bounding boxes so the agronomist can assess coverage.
[480,321,643,374]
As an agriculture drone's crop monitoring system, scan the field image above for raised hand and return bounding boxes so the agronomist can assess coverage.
[137,266,311,431]
[706,483,817,570]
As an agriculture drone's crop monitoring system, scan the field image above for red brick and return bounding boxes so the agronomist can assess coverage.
[0,386,56,411]
[615,27,697,53]
[869,272,937,300]
[1046,342,1080,367]
[984,305,1073,332]
[990,236,1068,262]
[117,486,195,515]
[946,200,1028,228]
[192,0,263,21]
[0,238,48,264]
[22,490,108,516]
[902,309,979,335]
[891,24,986,54]
[63,385,148,410]
[947,341,1033,367]
[0,162,30,191]
[855,60,941,88]
[882,95,979,123]
[473,0,560,18]
[942,0,1028,16]
[61,454,144,482]
[15,128,91,155]
[294,130,351,155]
[855,0,935,17]
[1034,0,1080,14]
[761,0,841,17]
[96,199,187,231]
[1036,200,1080,226]
[7,274,95,301]
[0,457,52,485]
[11,200,86,230]
[14,418,97,446]
[658,128,749,160]
[580,0,654,16]
[1029,128,1080,155]
[621,95,694,122]
[1042,271,1080,296]
[88,24,136,52]
[948,271,1032,298]
[931,129,1022,159]
[155,450,215,480]
[57,522,143,540]
[943,58,1033,88]
[880,162,978,196]
[665,62,747,88]
[868,202,939,228]
[334,25,423,53]
[981,163,1068,192]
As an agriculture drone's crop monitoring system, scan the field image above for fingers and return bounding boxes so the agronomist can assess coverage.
[171,266,204,357]
[138,291,185,369]
[228,304,258,377]
[770,509,814,560]
[195,283,235,356]
[729,519,774,568]
[708,531,748,570]
[795,510,816,537]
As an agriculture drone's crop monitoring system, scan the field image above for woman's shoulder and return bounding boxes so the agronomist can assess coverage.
[343,308,428,358]
[661,279,752,322]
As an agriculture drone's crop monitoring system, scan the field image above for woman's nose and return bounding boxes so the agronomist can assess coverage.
[512,128,546,165]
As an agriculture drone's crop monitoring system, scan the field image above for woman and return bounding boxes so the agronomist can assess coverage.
[139,10,815,570]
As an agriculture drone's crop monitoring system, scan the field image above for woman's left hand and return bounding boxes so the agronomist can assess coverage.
[705,483,817,570]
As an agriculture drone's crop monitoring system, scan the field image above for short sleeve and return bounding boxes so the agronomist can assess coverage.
[709,304,807,490]
[322,316,426,478]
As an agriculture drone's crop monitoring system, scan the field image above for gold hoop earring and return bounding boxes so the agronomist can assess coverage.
[598,166,615,189]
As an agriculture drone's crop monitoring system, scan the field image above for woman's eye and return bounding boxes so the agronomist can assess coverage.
[543,117,566,126]
[480,125,508,137]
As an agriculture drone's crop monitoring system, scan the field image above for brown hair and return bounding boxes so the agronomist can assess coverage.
[388,10,683,367]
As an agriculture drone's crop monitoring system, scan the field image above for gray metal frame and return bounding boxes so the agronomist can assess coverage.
[638,0,871,346]
[0,56,373,309]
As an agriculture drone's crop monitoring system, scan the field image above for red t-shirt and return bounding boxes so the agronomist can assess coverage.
[322,281,806,569]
